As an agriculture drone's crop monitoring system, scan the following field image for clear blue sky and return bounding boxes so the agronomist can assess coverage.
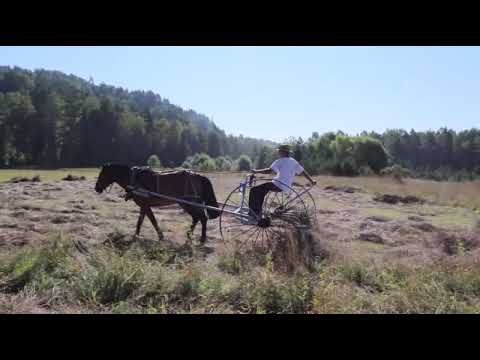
[1,46,480,142]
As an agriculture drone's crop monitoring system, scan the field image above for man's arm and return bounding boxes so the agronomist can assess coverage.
[301,169,316,186]
[252,167,273,175]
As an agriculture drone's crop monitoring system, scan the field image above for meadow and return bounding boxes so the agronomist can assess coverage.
[1,169,480,313]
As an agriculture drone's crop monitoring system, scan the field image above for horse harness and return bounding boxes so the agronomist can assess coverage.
[128,166,201,201]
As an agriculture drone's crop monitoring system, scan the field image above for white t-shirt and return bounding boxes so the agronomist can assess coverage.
[270,157,304,192]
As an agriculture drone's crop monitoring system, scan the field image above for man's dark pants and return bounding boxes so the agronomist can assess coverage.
[248,182,282,216]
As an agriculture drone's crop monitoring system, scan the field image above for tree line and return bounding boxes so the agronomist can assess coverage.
[275,128,480,181]
[1,66,479,181]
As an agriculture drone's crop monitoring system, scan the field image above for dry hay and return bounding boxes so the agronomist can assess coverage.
[411,222,438,233]
[270,227,329,274]
[8,175,41,183]
[62,174,86,181]
[358,233,385,244]
[366,216,390,223]
[318,209,336,215]
[436,231,480,256]
[408,215,425,222]
[324,185,361,193]
[373,194,425,205]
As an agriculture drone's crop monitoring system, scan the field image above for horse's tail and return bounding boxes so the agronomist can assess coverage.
[200,176,221,219]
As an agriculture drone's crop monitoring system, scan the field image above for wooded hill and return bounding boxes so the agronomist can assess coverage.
[0,66,275,168]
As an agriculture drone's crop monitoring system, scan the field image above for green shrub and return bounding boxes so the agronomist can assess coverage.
[147,154,162,168]
[235,155,252,171]
[214,156,233,171]
[352,136,389,173]
[358,165,375,176]
[182,153,217,171]
[380,164,412,181]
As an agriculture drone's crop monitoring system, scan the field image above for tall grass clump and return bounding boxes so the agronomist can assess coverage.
[0,233,76,294]
[239,269,315,314]
[73,251,145,305]
[310,260,480,314]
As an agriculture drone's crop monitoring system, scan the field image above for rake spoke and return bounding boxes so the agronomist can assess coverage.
[229,224,258,243]
[260,229,266,248]
[252,227,263,247]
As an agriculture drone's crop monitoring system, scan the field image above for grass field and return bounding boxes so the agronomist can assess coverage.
[0,168,100,182]
[316,175,480,211]
[2,168,480,210]
[1,169,480,313]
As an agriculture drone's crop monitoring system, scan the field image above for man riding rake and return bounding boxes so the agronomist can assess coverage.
[247,144,316,224]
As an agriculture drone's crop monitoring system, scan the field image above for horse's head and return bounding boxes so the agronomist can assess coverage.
[95,163,129,193]
[95,164,113,193]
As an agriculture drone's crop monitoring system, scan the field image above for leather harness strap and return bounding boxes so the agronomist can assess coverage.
[130,166,138,187]
[129,167,203,200]
[185,175,199,199]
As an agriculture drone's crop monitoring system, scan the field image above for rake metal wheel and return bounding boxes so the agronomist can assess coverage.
[262,179,316,230]
[219,179,316,252]
[219,184,265,252]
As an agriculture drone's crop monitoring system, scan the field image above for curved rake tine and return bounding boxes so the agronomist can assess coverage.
[228,226,257,235]
[264,225,285,242]
[260,229,266,248]
[265,227,280,247]
[281,196,304,212]
[229,225,258,243]
[223,223,255,230]
[228,238,246,253]
[252,227,263,247]
[262,228,273,249]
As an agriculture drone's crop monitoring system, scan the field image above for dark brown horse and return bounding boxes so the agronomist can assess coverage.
[95,164,220,243]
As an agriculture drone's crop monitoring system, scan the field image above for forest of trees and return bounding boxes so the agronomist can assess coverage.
[1,66,479,181]
[0,66,275,169]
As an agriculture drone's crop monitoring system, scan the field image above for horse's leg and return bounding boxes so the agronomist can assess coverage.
[179,203,198,240]
[145,207,164,241]
[188,215,199,240]
[135,207,146,237]
[200,214,208,244]
[180,201,206,243]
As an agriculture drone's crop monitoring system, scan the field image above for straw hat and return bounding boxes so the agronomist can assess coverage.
[276,144,291,153]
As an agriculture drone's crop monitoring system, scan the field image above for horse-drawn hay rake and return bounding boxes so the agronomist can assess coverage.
[126,173,317,250]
